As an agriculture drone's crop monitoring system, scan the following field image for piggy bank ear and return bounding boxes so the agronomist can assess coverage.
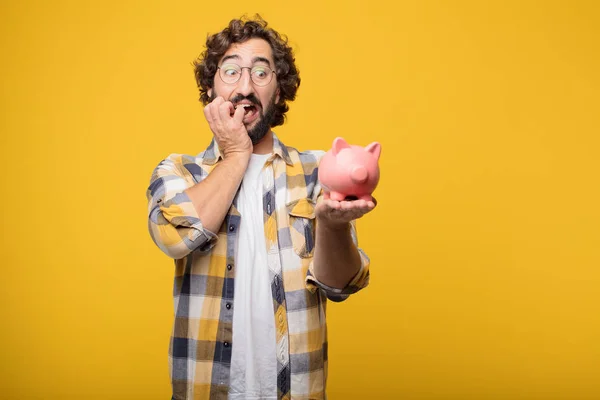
[332,137,350,156]
[365,142,381,160]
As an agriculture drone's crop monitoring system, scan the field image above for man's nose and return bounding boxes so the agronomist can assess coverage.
[235,68,255,96]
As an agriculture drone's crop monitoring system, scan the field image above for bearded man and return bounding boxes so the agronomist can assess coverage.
[147,15,376,400]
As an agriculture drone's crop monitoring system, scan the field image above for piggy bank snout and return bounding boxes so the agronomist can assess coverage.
[350,165,368,183]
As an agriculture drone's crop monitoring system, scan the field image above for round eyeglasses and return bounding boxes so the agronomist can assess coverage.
[217,63,276,87]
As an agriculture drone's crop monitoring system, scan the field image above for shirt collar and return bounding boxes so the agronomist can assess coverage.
[272,132,293,166]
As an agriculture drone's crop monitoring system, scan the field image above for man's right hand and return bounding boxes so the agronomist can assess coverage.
[203,96,253,159]
[184,96,253,234]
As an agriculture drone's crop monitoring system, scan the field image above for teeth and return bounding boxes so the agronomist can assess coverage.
[235,104,252,109]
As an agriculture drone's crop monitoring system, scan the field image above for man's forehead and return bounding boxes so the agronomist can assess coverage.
[220,38,274,65]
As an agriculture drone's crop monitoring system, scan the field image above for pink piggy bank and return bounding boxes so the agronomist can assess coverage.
[318,137,381,202]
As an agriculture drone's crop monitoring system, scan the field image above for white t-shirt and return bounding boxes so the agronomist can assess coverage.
[229,153,278,400]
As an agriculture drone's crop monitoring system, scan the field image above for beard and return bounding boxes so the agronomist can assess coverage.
[209,91,278,145]
[246,93,277,145]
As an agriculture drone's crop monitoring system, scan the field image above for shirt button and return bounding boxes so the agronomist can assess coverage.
[223,341,229,347]
[226,303,231,310]
[229,225,235,232]
[227,264,232,271]
[267,203,271,214]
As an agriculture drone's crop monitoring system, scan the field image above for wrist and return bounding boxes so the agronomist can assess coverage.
[317,218,351,233]
[223,149,251,163]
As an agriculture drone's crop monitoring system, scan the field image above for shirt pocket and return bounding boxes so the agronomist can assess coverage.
[287,198,316,258]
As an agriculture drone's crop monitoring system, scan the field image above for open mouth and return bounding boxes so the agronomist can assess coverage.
[234,103,259,123]
[234,103,257,115]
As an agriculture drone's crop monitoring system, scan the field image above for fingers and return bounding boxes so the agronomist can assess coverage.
[203,104,213,125]
[318,198,376,222]
[218,100,235,122]
[204,96,223,128]
[324,199,341,210]
[201,96,252,158]
[337,199,373,211]
[322,198,373,211]
[340,200,366,210]
[204,96,243,134]
[210,96,224,121]
[232,103,245,124]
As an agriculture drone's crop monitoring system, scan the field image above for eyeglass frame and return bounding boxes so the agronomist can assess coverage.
[216,63,277,87]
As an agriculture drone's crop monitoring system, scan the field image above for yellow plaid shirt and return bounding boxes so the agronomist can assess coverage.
[147,134,370,400]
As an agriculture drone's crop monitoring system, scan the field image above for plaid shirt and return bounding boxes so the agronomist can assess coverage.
[147,134,370,400]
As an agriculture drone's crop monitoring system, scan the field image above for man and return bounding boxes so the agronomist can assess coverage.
[147,15,376,400]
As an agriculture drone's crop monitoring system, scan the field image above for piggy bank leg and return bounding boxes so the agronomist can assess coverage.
[359,194,373,202]
[323,192,330,200]
[330,191,346,201]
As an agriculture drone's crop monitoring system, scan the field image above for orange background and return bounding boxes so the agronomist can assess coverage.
[1,1,599,399]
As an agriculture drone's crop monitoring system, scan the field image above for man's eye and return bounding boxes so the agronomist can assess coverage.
[253,68,267,79]
[224,68,239,76]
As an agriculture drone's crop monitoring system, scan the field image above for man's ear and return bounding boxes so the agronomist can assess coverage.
[276,88,280,104]
[207,88,213,98]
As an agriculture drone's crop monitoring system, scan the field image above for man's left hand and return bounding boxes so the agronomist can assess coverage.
[315,198,377,229]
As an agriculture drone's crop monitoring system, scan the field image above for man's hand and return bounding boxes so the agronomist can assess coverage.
[315,198,377,230]
[203,96,252,159]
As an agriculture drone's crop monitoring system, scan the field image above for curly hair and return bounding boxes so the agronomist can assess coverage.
[193,15,300,128]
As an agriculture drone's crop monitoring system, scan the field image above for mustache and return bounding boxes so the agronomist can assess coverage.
[231,94,261,107]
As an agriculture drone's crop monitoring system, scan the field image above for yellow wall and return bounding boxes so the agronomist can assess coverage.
[1,1,599,399]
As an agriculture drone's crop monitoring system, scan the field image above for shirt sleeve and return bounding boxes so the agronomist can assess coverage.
[146,154,218,259]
